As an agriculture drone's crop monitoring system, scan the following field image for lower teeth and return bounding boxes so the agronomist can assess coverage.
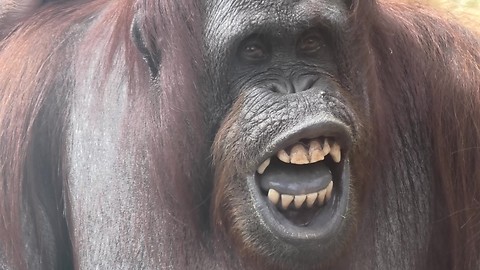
[267,180,333,210]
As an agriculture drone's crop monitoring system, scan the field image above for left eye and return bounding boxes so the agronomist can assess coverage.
[240,39,268,62]
[243,43,265,59]
[298,34,325,53]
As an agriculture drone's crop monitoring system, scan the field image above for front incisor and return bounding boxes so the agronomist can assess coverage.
[322,138,331,155]
[290,144,309,164]
[281,194,294,209]
[294,195,307,208]
[309,139,324,163]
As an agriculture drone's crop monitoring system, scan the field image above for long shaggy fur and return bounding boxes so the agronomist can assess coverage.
[0,0,205,269]
[368,2,480,269]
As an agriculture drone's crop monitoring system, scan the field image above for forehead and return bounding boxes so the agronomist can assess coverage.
[204,0,348,40]
[203,0,348,56]
[205,0,347,26]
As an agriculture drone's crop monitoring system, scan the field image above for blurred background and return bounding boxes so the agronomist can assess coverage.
[419,0,480,14]
[428,0,480,10]
[408,0,480,28]
[434,0,479,7]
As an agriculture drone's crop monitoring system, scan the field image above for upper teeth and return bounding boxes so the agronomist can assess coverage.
[256,137,342,174]
[267,180,334,209]
[257,158,270,174]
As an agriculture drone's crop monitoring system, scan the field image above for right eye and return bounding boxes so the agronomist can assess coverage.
[238,37,269,62]
[298,34,324,54]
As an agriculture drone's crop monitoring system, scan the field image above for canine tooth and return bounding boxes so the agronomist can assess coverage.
[257,158,271,174]
[281,194,294,209]
[330,142,341,163]
[325,181,334,201]
[322,138,331,156]
[309,139,324,163]
[306,192,318,207]
[277,149,290,163]
[268,189,280,205]
[317,188,327,205]
[294,195,307,208]
[290,144,309,164]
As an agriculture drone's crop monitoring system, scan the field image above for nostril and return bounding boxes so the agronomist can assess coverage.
[269,76,318,94]
[269,81,294,94]
[293,76,318,92]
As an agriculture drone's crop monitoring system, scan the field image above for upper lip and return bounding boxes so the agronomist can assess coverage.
[254,119,352,171]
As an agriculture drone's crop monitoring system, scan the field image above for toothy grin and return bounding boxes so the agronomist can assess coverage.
[257,137,342,174]
[255,136,344,226]
[267,180,333,210]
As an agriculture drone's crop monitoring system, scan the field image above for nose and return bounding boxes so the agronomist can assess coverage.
[270,75,318,94]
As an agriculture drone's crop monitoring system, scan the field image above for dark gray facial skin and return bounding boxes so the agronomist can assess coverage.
[204,0,368,267]
[203,0,353,126]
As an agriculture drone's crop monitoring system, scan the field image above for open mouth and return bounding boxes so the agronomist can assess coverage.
[254,134,348,230]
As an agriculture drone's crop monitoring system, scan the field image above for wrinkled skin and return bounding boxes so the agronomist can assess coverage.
[206,0,367,267]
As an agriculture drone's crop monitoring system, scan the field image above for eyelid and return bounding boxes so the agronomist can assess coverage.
[238,35,269,62]
[298,33,325,52]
